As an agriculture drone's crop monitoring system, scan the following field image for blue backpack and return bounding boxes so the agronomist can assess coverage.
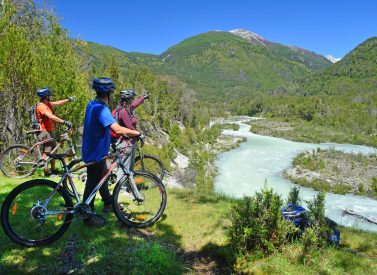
[281,204,340,245]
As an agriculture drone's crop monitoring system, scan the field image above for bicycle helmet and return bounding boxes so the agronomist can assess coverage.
[120,89,136,100]
[92,77,116,94]
[36,88,52,98]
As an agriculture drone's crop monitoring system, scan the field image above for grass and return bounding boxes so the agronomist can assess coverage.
[0,175,376,273]
[232,227,377,274]
[0,175,233,273]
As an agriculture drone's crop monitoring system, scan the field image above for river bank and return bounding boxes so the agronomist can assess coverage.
[246,118,377,198]
[285,148,377,198]
[165,122,246,189]
[247,118,377,147]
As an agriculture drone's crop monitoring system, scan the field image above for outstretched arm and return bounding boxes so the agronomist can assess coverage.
[51,97,75,107]
[110,123,140,137]
[131,96,146,110]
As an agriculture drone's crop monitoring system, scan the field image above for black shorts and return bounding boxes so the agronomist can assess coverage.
[37,131,57,153]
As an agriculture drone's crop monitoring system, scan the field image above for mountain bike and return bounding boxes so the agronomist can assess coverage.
[63,136,165,198]
[0,136,166,247]
[133,139,165,181]
[0,126,78,178]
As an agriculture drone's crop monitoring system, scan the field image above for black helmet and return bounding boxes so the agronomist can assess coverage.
[92,77,116,94]
[120,89,136,100]
[36,88,52,98]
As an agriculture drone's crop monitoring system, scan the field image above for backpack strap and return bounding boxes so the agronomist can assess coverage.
[115,106,120,122]
[35,102,43,122]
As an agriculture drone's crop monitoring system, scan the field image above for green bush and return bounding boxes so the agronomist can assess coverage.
[306,191,330,248]
[300,226,321,264]
[227,187,293,258]
[287,186,301,205]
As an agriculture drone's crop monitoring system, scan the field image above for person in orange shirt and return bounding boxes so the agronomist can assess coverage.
[35,88,74,176]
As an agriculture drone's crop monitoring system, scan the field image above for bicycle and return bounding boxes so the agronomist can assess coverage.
[0,126,78,178]
[132,138,165,181]
[0,136,167,247]
[63,136,165,198]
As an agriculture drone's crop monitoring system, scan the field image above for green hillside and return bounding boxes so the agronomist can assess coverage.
[80,31,331,100]
[299,37,377,95]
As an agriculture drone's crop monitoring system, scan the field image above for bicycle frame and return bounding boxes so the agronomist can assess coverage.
[24,138,60,163]
[18,130,77,166]
[42,145,133,216]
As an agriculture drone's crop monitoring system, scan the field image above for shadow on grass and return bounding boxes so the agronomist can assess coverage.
[0,183,185,274]
[0,216,185,274]
[0,179,235,274]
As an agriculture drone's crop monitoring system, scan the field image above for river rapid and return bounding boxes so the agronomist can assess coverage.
[214,117,377,232]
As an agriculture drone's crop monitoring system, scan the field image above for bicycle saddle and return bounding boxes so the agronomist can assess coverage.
[47,153,75,160]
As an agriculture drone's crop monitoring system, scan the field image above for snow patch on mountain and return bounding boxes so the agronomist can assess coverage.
[326,55,341,63]
[229,29,268,47]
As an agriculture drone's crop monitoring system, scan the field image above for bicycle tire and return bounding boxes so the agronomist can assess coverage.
[1,179,73,247]
[134,154,165,181]
[0,144,38,178]
[112,171,166,228]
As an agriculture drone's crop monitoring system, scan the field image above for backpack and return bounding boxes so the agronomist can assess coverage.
[28,103,42,130]
[110,107,121,139]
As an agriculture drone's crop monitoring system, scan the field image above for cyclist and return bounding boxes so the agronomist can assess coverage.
[35,88,74,176]
[111,89,149,172]
[82,77,141,227]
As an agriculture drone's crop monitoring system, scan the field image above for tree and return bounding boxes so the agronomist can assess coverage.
[0,0,90,148]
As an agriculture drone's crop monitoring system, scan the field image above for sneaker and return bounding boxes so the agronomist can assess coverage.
[103,203,125,213]
[83,213,108,227]
[103,204,113,213]
[44,169,60,177]
[51,169,60,175]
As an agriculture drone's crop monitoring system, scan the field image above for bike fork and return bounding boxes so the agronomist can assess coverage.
[128,171,145,202]
[120,156,144,202]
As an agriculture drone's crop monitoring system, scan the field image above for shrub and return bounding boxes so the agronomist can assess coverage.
[306,191,330,247]
[287,186,301,205]
[300,226,321,264]
[227,187,293,258]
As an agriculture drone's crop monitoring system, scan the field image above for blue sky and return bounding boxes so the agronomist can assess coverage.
[53,0,377,58]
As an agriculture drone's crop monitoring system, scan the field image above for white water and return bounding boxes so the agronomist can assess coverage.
[214,118,377,232]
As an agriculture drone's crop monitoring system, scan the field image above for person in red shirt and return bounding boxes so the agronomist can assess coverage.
[35,88,74,176]
[111,89,149,171]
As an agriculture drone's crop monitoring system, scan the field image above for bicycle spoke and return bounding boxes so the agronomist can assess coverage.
[114,172,166,227]
[134,155,165,180]
[5,183,71,244]
[0,145,37,178]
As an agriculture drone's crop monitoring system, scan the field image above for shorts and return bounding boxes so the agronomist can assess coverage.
[37,131,57,153]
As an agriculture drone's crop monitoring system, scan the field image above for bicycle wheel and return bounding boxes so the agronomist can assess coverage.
[1,179,73,247]
[113,171,166,228]
[0,144,38,178]
[134,154,165,181]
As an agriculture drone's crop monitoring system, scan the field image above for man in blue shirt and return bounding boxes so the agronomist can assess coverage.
[82,77,141,227]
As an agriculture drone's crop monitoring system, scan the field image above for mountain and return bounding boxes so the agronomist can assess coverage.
[230,29,330,70]
[325,55,341,63]
[80,29,332,99]
[298,37,377,95]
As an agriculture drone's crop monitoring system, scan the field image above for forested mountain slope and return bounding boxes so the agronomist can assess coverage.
[81,30,331,100]
[298,37,377,95]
